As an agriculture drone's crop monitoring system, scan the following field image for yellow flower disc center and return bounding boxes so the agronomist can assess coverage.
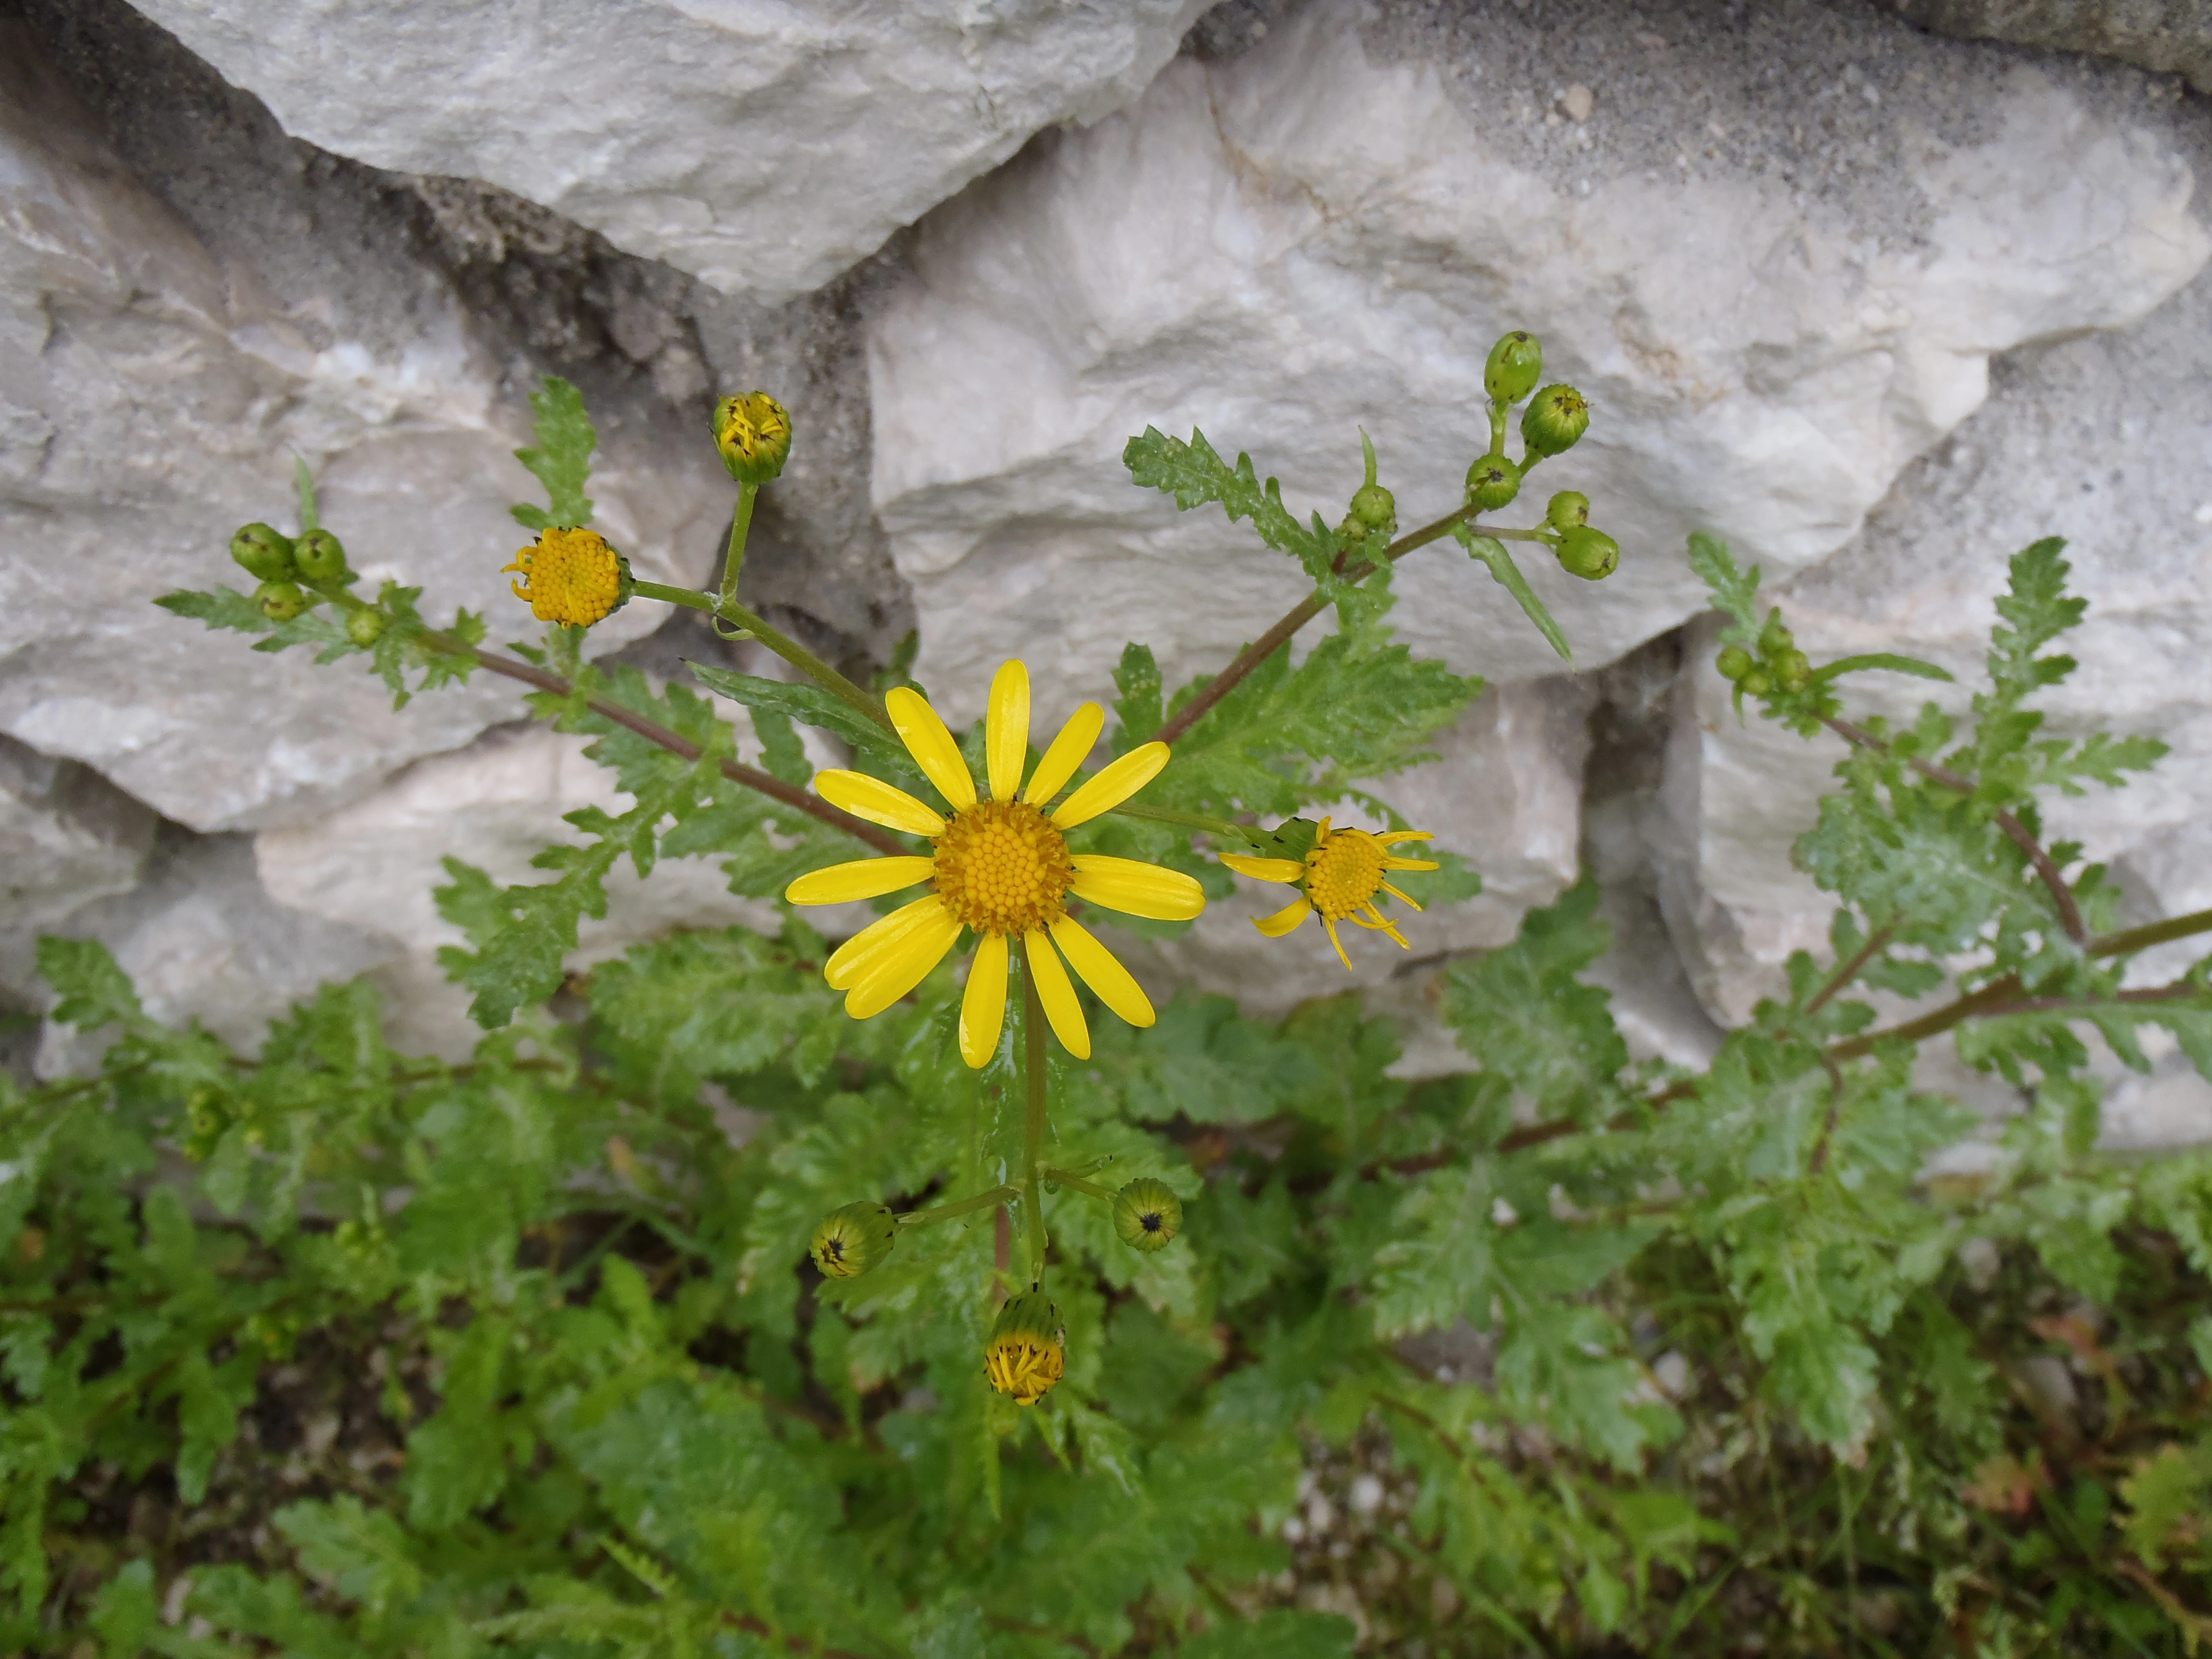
[932,800,1074,937]
[503,526,622,627]
[1305,830,1388,920]
[986,1333,1066,1406]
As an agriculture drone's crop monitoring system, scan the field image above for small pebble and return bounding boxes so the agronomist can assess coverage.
[1562,84,1595,122]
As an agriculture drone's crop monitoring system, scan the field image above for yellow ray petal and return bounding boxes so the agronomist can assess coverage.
[885,686,978,812]
[1049,916,1155,1029]
[1068,855,1206,921]
[1024,930,1091,1059]
[1381,857,1441,873]
[985,660,1030,805]
[1356,904,1411,949]
[1378,879,1424,912]
[785,855,935,906]
[1322,915,1354,971]
[824,894,951,989]
[1253,896,1312,938]
[1220,853,1305,884]
[1023,701,1105,805]
[959,931,1011,1069]
[816,770,945,837]
[844,906,963,1018]
[1050,741,1169,828]
[1375,830,1435,847]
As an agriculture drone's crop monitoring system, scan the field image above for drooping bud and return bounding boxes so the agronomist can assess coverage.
[230,523,296,582]
[1715,645,1755,682]
[1555,526,1619,580]
[1520,384,1590,458]
[294,528,350,584]
[1484,330,1543,404]
[1775,649,1814,693]
[809,1201,897,1280]
[255,580,310,622]
[1112,1178,1183,1253]
[1464,453,1521,513]
[503,527,629,627]
[1545,490,1589,531]
[346,608,388,647]
[985,1288,1066,1406]
[712,391,792,486]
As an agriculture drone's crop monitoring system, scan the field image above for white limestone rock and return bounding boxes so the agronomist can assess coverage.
[0,39,725,835]
[124,0,1209,304]
[0,734,158,937]
[868,0,2208,738]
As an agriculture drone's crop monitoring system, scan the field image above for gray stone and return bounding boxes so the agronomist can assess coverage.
[123,0,1209,303]
[0,732,158,935]
[1879,0,2212,92]
[868,0,2208,740]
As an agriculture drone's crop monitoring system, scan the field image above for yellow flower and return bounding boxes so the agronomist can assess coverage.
[713,391,792,484]
[985,1289,1065,1406]
[784,660,1203,1068]
[503,526,626,626]
[1221,817,1440,970]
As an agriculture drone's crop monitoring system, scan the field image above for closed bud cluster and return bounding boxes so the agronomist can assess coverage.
[809,1201,897,1280]
[1484,331,1543,404]
[1464,453,1521,513]
[1112,1177,1183,1253]
[1521,384,1590,458]
[1342,481,1397,544]
[986,1289,1066,1406]
[1723,611,1816,698]
[713,391,792,485]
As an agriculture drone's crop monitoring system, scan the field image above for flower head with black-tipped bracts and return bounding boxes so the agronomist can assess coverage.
[504,526,627,626]
[784,661,1204,1068]
[986,1289,1066,1406]
[1221,816,1440,970]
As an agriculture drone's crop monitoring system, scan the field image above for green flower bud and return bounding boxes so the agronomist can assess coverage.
[229,523,296,582]
[1715,645,1755,682]
[986,1288,1066,1406]
[294,527,349,584]
[255,580,310,622]
[713,392,792,486]
[1775,648,1814,692]
[1759,616,1795,658]
[1464,453,1521,513]
[346,607,388,647]
[1520,384,1590,458]
[1545,490,1589,531]
[1484,330,1543,404]
[809,1201,897,1280]
[1112,1178,1184,1253]
[1347,482,1397,539]
[1555,526,1619,580]
[1742,670,1772,696]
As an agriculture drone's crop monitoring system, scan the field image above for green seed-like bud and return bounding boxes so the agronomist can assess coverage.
[1716,645,1755,682]
[1775,649,1814,692]
[809,1201,897,1280]
[294,527,349,584]
[255,580,310,622]
[1742,670,1772,696]
[986,1289,1066,1406]
[1464,453,1521,513]
[347,607,388,647]
[230,523,296,582]
[1112,1178,1184,1253]
[1546,490,1589,530]
[1520,384,1591,458]
[713,391,792,486]
[1555,526,1619,580]
[1347,482,1397,539]
[1759,615,1794,658]
[1484,330,1543,404]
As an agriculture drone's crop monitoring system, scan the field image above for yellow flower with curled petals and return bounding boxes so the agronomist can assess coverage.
[503,526,627,626]
[1221,817,1440,970]
[784,660,1203,1068]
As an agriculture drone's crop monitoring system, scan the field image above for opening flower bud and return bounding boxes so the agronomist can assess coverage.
[985,1289,1066,1406]
[1464,453,1521,513]
[1520,384,1590,457]
[1545,491,1589,531]
[504,527,628,627]
[713,391,793,485]
[1555,526,1618,580]
[347,608,388,647]
[1716,645,1755,682]
[809,1201,897,1280]
[254,580,310,622]
[1484,330,1543,404]
[1347,481,1397,539]
[1112,1178,1184,1253]
[230,523,296,582]
[294,528,350,584]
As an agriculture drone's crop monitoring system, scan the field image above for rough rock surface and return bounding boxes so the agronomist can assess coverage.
[123,0,1210,303]
[0,733,157,937]
[869,0,2207,735]
[1879,0,2212,92]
